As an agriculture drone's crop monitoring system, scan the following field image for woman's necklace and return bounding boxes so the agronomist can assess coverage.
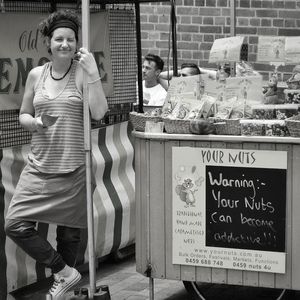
[50,60,73,81]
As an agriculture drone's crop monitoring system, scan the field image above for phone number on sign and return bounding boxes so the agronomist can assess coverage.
[184,259,272,271]
[232,262,271,271]
[185,258,223,266]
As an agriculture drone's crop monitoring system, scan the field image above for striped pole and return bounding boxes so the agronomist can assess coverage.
[81,0,97,297]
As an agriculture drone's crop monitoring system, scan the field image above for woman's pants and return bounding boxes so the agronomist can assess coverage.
[5,218,81,274]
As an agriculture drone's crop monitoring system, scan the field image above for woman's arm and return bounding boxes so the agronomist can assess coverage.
[19,67,46,133]
[76,47,108,121]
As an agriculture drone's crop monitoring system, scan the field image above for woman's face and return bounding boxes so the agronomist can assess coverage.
[49,27,77,59]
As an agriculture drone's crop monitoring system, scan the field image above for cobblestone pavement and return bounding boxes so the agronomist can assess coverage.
[10,254,300,300]
[77,255,190,300]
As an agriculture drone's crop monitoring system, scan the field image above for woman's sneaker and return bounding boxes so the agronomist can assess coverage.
[48,267,81,299]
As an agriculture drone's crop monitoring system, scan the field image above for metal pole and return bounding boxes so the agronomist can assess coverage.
[170,0,178,76]
[82,0,97,298]
[230,0,236,36]
[135,1,143,113]
[230,0,236,76]
[149,277,154,300]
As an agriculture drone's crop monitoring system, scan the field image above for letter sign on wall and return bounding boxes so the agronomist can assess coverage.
[0,12,113,110]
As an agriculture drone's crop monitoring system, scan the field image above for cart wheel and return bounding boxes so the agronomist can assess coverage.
[281,289,297,299]
[182,281,207,300]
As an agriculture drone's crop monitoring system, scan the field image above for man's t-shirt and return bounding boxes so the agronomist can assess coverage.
[143,81,167,106]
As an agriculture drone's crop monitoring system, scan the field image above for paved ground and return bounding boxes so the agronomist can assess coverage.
[10,254,190,300]
[10,253,300,300]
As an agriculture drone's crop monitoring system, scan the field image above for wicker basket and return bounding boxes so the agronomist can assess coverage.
[129,112,162,132]
[212,118,241,135]
[214,122,228,135]
[285,114,300,137]
[163,118,191,134]
[189,119,216,135]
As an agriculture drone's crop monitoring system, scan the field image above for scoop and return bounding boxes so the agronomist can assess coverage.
[41,114,58,127]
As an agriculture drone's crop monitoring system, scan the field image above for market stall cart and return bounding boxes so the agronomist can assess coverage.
[134,131,300,299]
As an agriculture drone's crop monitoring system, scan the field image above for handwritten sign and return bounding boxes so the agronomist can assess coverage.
[172,147,287,273]
[164,75,201,104]
[209,36,245,64]
[257,36,285,63]
[202,74,225,100]
[203,74,263,105]
[225,75,263,104]
[285,36,300,64]
[206,165,286,252]
[257,36,300,64]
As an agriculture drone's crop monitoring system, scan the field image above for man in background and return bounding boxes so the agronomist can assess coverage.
[142,53,167,106]
[159,62,201,90]
[179,63,201,77]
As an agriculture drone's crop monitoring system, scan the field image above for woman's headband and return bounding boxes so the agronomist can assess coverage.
[47,19,79,37]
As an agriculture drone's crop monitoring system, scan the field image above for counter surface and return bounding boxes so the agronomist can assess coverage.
[133,131,300,144]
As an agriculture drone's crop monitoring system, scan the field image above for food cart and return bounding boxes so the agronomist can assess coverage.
[132,4,300,299]
[134,131,300,299]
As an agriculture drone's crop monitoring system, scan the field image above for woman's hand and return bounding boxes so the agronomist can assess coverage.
[75,47,108,121]
[76,47,99,79]
[19,113,48,133]
[32,116,48,133]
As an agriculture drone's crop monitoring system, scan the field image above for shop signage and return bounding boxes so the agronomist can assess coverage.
[172,147,287,273]
[209,36,245,64]
[257,36,300,64]
[204,75,263,104]
[0,12,113,110]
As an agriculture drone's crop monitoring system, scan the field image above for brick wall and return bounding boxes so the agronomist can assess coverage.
[140,0,300,80]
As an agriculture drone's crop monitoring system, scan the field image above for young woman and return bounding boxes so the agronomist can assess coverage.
[5,9,108,298]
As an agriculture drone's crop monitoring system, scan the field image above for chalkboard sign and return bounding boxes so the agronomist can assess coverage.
[206,165,286,252]
[172,147,287,273]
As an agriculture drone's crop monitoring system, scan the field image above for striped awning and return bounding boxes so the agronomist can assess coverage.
[0,121,135,296]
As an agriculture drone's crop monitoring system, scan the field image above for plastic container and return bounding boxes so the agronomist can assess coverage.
[283,89,300,104]
[251,104,275,119]
[263,120,289,136]
[241,119,288,136]
[274,104,300,120]
[145,121,164,133]
[285,113,300,137]
[240,119,265,136]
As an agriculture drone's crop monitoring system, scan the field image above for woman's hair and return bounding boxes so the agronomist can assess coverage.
[39,9,81,41]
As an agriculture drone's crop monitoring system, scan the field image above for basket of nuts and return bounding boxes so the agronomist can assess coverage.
[129,108,163,132]
[163,117,191,134]
[210,118,241,135]
[285,113,300,137]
